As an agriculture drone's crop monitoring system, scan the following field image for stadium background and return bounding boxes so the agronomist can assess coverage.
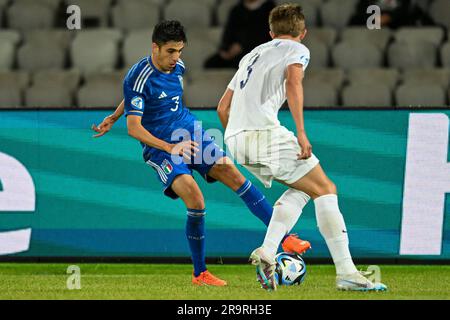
[1,109,450,261]
[0,0,449,263]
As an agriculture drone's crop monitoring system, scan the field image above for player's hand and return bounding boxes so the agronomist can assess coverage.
[219,43,243,60]
[228,43,243,58]
[91,115,117,138]
[297,132,312,160]
[167,140,200,160]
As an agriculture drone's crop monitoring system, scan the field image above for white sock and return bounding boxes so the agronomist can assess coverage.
[262,189,310,260]
[314,194,358,276]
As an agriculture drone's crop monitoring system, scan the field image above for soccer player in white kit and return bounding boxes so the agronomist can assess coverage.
[217,3,387,292]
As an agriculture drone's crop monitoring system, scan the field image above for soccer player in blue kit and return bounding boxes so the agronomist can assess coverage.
[92,21,311,286]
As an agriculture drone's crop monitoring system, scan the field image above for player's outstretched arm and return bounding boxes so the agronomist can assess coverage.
[286,63,312,160]
[217,88,234,129]
[127,115,199,160]
[91,99,125,138]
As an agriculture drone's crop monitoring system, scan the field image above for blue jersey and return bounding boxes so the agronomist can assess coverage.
[123,57,226,199]
[123,56,196,149]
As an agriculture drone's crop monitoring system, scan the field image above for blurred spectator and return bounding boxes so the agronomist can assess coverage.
[350,0,434,29]
[205,0,276,69]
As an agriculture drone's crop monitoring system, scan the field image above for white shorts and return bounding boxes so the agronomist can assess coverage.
[225,127,319,188]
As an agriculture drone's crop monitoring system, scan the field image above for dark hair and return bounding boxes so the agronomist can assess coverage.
[152,20,187,46]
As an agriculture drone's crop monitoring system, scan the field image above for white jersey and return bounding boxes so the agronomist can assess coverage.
[225,39,310,140]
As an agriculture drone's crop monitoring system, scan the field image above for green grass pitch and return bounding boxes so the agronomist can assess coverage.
[0,263,449,300]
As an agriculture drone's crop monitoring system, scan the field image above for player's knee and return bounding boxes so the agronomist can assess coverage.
[230,169,246,187]
[181,185,205,209]
[326,181,337,194]
[215,163,246,186]
[186,195,205,210]
[316,180,337,197]
[188,191,205,209]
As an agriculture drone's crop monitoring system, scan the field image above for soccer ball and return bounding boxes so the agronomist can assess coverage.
[274,252,307,286]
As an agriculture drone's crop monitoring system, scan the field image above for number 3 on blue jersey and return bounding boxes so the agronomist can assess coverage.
[171,96,180,112]
[240,53,260,89]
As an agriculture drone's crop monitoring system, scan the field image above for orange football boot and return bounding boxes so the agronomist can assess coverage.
[192,270,228,286]
[281,234,311,255]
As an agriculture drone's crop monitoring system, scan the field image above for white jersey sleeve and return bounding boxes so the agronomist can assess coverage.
[285,42,310,71]
[227,72,238,91]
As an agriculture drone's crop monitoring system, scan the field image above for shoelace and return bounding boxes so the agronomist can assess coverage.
[203,272,221,282]
[359,270,374,277]
[263,265,275,278]
[354,271,375,286]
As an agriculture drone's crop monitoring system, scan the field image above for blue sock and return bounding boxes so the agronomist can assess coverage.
[236,180,289,242]
[186,208,207,277]
[236,180,273,226]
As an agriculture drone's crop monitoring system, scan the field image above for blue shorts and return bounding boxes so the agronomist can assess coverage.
[143,129,226,199]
